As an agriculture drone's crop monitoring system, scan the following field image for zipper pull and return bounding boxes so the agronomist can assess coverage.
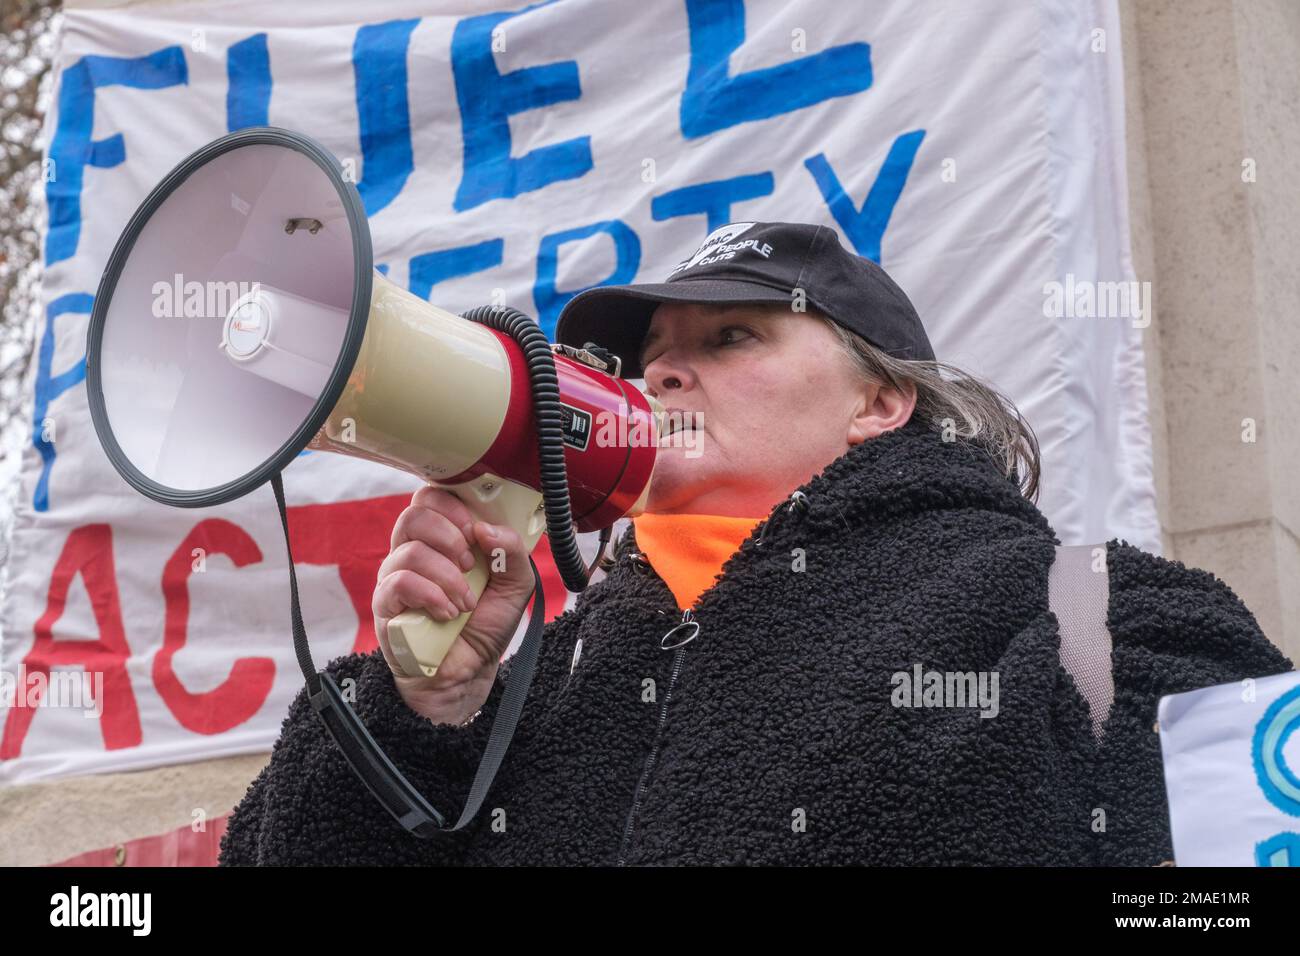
[660,608,699,650]
[756,491,812,548]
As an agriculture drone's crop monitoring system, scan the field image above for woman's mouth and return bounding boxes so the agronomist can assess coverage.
[660,408,699,438]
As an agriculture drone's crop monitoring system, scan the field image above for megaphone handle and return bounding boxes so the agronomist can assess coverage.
[386,476,547,679]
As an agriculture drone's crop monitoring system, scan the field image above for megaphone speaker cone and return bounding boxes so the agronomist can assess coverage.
[85,127,372,507]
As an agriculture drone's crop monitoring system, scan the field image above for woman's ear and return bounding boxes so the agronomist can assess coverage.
[847,381,917,445]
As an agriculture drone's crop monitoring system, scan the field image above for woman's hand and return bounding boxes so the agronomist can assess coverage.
[372,485,536,725]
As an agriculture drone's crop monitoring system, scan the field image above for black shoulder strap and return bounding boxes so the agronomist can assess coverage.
[271,472,543,836]
[1048,543,1114,741]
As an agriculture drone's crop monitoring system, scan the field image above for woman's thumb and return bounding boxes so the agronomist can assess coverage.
[471,520,535,595]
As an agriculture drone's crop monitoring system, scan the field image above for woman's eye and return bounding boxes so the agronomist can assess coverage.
[643,327,750,365]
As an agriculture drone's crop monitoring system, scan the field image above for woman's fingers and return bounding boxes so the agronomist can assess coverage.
[395,489,478,548]
[372,567,461,624]
[390,503,475,571]
[376,539,477,612]
[373,485,543,692]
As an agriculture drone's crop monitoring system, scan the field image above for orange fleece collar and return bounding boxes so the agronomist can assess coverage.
[630,511,767,611]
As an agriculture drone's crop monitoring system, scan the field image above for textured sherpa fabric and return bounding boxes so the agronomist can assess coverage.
[219,416,1294,866]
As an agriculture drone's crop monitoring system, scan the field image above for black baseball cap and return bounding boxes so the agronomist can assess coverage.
[554,220,934,380]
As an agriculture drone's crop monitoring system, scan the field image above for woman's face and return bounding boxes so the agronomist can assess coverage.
[639,301,916,516]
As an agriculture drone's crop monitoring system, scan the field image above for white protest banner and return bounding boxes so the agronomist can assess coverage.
[1,0,1156,784]
[1159,671,1300,866]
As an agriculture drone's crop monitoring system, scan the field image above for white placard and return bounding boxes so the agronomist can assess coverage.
[1159,671,1300,867]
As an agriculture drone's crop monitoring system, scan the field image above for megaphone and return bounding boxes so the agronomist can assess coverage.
[85,127,664,679]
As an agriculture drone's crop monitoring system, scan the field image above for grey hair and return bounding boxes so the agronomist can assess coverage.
[821,316,1042,502]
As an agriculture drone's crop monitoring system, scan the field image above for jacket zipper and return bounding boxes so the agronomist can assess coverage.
[616,608,696,866]
[613,491,807,864]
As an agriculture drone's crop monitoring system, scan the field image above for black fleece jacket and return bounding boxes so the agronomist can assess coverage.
[219,416,1293,866]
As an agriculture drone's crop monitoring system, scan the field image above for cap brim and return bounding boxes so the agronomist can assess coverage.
[554,278,794,379]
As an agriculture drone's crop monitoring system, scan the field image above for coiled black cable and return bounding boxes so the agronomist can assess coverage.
[459,304,611,592]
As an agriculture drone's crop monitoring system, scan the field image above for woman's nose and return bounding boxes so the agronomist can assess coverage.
[644,350,692,393]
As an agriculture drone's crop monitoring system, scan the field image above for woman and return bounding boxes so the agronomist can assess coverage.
[220,222,1292,866]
